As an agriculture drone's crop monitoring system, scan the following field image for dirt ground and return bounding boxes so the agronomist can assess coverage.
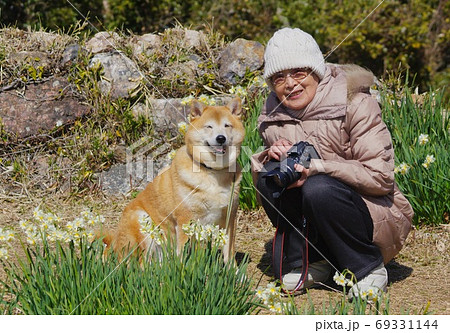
[236,209,450,315]
[1,192,449,315]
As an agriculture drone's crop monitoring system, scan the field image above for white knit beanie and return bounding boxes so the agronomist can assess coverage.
[264,28,326,90]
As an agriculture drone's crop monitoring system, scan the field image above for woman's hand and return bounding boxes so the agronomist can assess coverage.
[287,164,310,189]
[268,138,293,161]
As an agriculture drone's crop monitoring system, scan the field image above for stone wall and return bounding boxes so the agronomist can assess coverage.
[0,28,264,140]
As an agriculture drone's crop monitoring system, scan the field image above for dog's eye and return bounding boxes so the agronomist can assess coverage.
[204,125,213,129]
[224,123,232,128]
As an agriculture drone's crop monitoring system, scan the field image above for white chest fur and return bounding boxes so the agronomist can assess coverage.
[180,170,235,226]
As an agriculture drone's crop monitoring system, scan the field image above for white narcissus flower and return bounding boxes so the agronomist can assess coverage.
[273,302,283,314]
[5,230,15,242]
[66,221,76,230]
[167,150,176,160]
[181,220,227,246]
[422,154,436,169]
[425,154,436,164]
[418,134,429,145]
[33,208,46,222]
[0,247,9,260]
[333,271,347,287]
[255,282,285,314]
[255,286,265,299]
[181,95,195,106]
[229,85,247,98]
[19,219,29,230]
[177,121,188,136]
[74,217,86,229]
[251,76,268,88]
[394,162,410,175]
[267,282,279,295]
[27,235,38,245]
[139,214,164,245]
[198,94,216,106]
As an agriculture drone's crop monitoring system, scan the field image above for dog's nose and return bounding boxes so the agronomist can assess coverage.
[216,135,226,144]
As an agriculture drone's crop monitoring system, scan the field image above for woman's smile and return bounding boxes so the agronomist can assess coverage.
[274,73,319,111]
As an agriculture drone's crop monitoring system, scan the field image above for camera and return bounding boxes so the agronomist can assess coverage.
[263,141,320,193]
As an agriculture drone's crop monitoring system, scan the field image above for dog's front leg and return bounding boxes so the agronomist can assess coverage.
[175,225,189,256]
[223,197,239,264]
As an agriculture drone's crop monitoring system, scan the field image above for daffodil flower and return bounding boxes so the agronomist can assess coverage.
[198,94,216,106]
[229,85,247,98]
[177,121,188,136]
[181,95,195,105]
[167,150,176,160]
[418,134,429,145]
[255,282,285,314]
[394,162,410,175]
[422,154,436,169]
[0,247,9,260]
[182,220,228,246]
[333,271,347,286]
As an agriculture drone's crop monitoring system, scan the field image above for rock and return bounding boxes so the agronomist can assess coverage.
[29,31,60,47]
[169,28,207,50]
[7,51,53,71]
[132,98,190,135]
[98,155,172,195]
[99,162,147,195]
[218,38,264,84]
[162,60,198,85]
[131,95,235,134]
[90,51,143,99]
[130,33,162,57]
[85,31,122,54]
[0,76,90,139]
[60,44,81,68]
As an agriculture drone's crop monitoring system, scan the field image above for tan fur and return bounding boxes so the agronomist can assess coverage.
[99,97,245,263]
[340,64,376,101]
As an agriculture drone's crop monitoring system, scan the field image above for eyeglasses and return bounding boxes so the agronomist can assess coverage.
[271,68,310,87]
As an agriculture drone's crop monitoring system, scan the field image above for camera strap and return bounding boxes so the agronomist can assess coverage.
[272,216,309,294]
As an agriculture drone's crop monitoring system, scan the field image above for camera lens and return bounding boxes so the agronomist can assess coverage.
[272,165,299,188]
[273,174,285,188]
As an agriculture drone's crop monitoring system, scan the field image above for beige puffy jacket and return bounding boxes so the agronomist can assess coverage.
[251,64,414,263]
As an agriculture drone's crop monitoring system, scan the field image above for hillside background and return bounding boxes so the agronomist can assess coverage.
[1,0,449,95]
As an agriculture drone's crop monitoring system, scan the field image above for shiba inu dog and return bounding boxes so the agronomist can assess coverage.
[100,97,245,263]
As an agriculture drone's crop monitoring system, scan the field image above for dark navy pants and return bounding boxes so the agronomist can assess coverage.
[257,173,383,280]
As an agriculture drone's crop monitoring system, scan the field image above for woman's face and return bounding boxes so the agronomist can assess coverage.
[271,68,319,111]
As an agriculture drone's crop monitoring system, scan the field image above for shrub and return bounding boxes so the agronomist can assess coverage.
[4,1,447,92]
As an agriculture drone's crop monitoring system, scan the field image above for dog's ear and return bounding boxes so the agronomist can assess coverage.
[190,100,205,119]
[228,97,242,118]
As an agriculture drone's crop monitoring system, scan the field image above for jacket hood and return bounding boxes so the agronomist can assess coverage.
[259,64,375,124]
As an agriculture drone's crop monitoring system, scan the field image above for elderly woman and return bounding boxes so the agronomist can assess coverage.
[251,27,413,297]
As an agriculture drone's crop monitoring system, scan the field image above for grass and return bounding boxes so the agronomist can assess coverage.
[0,229,392,315]
[0,236,260,315]
[381,87,449,225]
[238,93,265,210]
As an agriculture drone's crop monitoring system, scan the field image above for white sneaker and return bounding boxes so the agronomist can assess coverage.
[348,263,388,299]
[282,260,332,292]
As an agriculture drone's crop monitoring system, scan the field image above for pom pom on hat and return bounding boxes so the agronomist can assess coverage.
[264,28,326,90]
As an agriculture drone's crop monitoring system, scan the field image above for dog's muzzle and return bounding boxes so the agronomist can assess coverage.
[207,135,227,155]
